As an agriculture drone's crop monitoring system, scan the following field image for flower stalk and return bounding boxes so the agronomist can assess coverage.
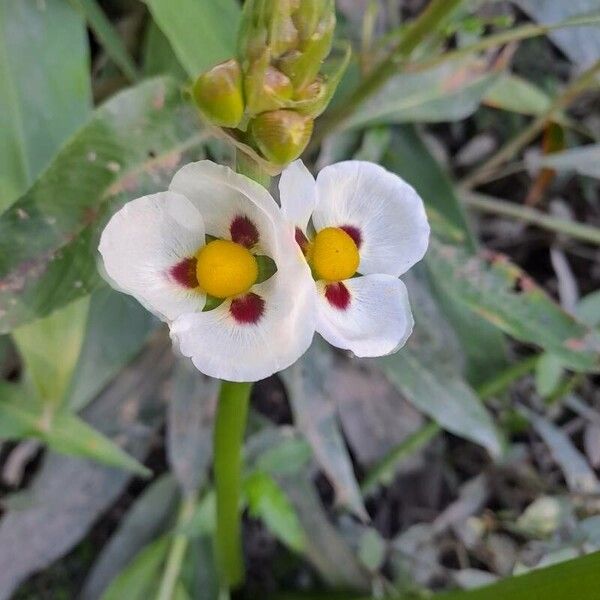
[213,380,252,589]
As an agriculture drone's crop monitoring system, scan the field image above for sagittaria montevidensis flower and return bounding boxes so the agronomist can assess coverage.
[279,160,430,357]
[99,161,315,382]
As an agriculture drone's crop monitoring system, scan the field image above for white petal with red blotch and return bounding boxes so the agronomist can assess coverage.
[170,263,316,382]
[98,191,206,322]
[278,160,317,233]
[312,161,430,277]
[316,275,414,358]
[170,161,280,255]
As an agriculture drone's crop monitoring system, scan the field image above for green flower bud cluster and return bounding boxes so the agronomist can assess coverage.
[192,0,347,168]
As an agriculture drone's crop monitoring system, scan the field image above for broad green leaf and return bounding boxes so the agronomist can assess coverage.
[66,286,157,412]
[384,128,508,384]
[145,0,240,78]
[101,536,170,600]
[576,290,600,327]
[343,58,501,131]
[71,0,139,82]
[142,21,187,80]
[0,77,204,333]
[278,474,371,591]
[0,0,91,209]
[82,475,179,600]
[377,350,505,458]
[437,549,600,599]
[427,240,600,372]
[484,73,552,115]
[283,340,367,520]
[13,296,89,409]
[528,144,600,179]
[511,0,600,68]
[526,409,600,494]
[244,471,306,553]
[0,398,149,476]
[167,361,217,495]
[535,354,565,398]
[0,340,171,597]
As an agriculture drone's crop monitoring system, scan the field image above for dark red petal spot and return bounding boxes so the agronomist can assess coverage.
[340,225,362,249]
[295,227,310,255]
[230,293,265,325]
[169,257,198,288]
[230,215,259,248]
[325,282,351,311]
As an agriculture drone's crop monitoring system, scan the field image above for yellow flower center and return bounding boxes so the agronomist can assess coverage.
[196,239,258,299]
[309,227,360,282]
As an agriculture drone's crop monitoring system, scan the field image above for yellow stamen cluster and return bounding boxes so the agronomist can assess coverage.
[196,240,258,299]
[308,227,359,282]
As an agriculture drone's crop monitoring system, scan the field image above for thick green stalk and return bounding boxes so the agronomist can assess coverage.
[213,381,252,589]
[212,152,271,591]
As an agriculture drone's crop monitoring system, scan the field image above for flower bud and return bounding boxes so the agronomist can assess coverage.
[292,0,334,40]
[293,77,327,117]
[245,54,294,115]
[192,59,244,128]
[277,10,334,89]
[249,110,313,166]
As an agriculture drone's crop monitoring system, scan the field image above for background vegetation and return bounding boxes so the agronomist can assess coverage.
[1,0,600,598]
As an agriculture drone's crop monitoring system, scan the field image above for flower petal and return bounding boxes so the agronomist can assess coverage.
[313,161,430,276]
[171,267,316,382]
[169,160,280,255]
[99,191,206,322]
[279,159,317,233]
[316,275,414,357]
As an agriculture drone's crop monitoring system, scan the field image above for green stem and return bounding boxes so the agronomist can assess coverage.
[156,494,197,600]
[476,355,539,400]
[314,0,464,141]
[214,381,252,590]
[235,151,272,188]
[463,192,600,246]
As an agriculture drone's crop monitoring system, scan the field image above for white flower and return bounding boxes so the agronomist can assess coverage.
[99,160,315,382]
[279,160,430,357]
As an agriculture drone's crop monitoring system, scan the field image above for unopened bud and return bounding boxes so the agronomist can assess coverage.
[293,77,327,117]
[192,59,244,128]
[245,57,294,115]
[292,0,334,40]
[249,110,313,166]
[277,12,334,89]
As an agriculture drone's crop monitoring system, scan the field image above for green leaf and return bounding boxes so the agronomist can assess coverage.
[244,471,306,553]
[377,350,505,458]
[484,73,553,115]
[0,398,149,476]
[82,475,179,600]
[528,144,600,179]
[13,296,89,409]
[427,240,600,372]
[0,77,204,333]
[71,0,139,82]
[66,286,157,412]
[511,0,600,68]
[101,536,170,600]
[343,58,501,130]
[535,354,565,398]
[142,21,187,80]
[283,340,367,520]
[0,0,91,209]
[145,0,241,78]
[384,128,508,384]
[576,290,600,328]
[436,549,600,599]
